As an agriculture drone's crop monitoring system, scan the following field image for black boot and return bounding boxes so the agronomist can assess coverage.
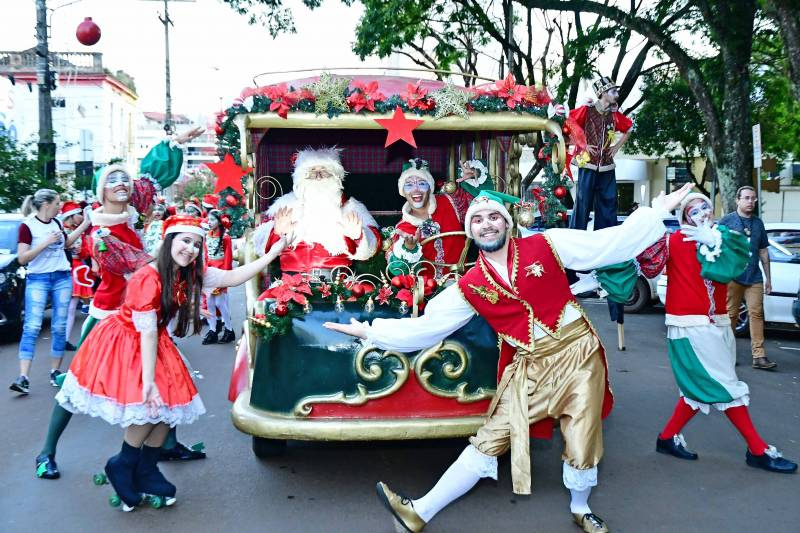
[104,442,144,510]
[218,329,235,344]
[201,330,218,345]
[134,445,176,504]
[215,320,223,334]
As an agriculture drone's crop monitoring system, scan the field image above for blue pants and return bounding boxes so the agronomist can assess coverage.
[18,270,73,360]
[569,167,618,231]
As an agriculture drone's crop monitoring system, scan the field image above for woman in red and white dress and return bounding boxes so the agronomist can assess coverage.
[55,212,292,511]
[59,201,95,351]
[202,209,234,344]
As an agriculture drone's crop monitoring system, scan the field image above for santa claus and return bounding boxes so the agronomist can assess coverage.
[255,147,380,275]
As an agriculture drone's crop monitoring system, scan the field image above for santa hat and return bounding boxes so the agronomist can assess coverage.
[162,215,207,238]
[202,193,219,210]
[59,201,82,221]
[678,191,712,224]
[397,159,434,196]
[464,190,519,239]
[93,164,132,204]
[207,208,222,220]
[166,205,177,217]
[184,201,204,217]
[292,147,346,184]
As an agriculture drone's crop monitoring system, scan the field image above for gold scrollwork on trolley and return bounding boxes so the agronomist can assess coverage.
[292,346,410,416]
[414,341,495,403]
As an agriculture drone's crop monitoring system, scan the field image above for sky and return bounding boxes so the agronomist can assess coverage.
[1,0,371,117]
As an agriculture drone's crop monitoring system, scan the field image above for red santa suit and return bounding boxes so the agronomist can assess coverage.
[254,147,380,275]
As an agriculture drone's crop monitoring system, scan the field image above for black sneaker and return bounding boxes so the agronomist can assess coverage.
[10,376,29,395]
[158,441,206,462]
[35,453,60,479]
[218,329,235,344]
[49,369,64,387]
[65,342,77,351]
[201,330,218,345]
[215,321,223,334]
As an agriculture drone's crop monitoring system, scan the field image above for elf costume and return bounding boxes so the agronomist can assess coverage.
[364,191,672,533]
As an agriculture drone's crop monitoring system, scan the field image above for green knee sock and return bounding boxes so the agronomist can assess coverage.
[40,403,73,457]
[78,315,98,347]
[162,427,178,450]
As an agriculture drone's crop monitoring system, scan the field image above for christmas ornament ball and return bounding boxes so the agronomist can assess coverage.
[225,194,238,207]
[215,125,224,136]
[442,181,457,194]
[76,17,101,46]
[390,276,403,288]
[517,208,535,228]
[275,303,288,316]
[554,185,567,199]
[424,278,437,291]
[350,283,365,297]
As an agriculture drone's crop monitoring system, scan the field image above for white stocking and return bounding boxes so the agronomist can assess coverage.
[563,462,598,515]
[65,297,80,342]
[205,290,218,332]
[216,292,231,329]
[412,445,497,523]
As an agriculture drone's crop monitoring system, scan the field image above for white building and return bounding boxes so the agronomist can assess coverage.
[0,49,138,173]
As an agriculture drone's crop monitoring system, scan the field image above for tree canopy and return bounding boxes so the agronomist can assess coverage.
[0,135,57,213]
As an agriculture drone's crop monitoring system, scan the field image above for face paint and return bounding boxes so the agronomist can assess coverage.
[105,171,131,188]
[685,199,712,227]
[402,178,430,192]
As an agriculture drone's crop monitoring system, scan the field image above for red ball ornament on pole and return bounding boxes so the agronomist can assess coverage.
[225,194,238,207]
[274,303,288,317]
[214,125,224,136]
[554,185,567,199]
[76,17,101,46]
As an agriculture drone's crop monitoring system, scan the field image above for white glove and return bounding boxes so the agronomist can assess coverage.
[681,221,718,247]
[570,272,600,295]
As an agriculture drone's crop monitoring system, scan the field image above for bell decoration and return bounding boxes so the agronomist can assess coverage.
[76,17,101,46]
[334,296,345,313]
[364,297,375,314]
[303,301,313,314]
[268,302,277,314]
[398,301,409,315]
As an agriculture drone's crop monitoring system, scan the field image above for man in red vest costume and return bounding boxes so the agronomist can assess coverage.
[387,158,468,278]
[326,184,692,533]
[254,147,380,276]
[637,192,797,474]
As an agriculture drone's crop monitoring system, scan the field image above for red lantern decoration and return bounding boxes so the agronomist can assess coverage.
[225,194,238,207]
[76,17,101,46]
[274,303,288,316]
[554,185,567,199]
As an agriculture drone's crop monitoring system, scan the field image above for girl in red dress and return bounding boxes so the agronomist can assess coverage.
[60,201,95,351]
[55,212,292,510]
[202,209,234,344]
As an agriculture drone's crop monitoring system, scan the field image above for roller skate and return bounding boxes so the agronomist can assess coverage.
[35,453,60,479]
[134,445,177,506]
[104,443,144,512]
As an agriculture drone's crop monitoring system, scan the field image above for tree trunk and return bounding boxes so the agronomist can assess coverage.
[766,0,800,101]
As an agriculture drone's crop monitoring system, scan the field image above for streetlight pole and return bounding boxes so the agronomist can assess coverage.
[159,0,174,135]
[36,0,55,180]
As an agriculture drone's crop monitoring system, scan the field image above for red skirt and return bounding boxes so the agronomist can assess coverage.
[56,315,205,427]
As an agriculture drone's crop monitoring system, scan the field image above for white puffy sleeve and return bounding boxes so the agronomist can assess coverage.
[544,206,668,271]
[202,267,227,289]
[366,284,476,352]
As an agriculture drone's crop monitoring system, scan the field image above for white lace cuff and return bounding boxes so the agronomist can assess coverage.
[562,462,598,491]
[458,444,498,480]
[391,238,424,263]
[697,227,723,263]
[680,393,749,415]
[131,310,157,332]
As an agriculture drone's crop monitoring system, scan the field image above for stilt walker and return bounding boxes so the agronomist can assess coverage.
[325,185,693,533]
[639,192,797,473]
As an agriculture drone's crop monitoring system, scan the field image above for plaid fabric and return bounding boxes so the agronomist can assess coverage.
[637,234,668,278]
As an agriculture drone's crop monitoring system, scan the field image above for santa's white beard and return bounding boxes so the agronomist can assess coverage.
[293,177,349,252]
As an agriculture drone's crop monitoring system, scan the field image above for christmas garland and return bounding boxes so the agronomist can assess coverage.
[214,73,573,227]
[249,272,443,343]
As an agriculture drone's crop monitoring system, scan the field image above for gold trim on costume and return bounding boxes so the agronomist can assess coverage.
[292,346,411,416]
[542,233,565,272]
[414,340,496,403]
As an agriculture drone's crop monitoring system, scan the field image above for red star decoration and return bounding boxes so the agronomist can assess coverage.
[206,153,251,196]
[374,106,425,148]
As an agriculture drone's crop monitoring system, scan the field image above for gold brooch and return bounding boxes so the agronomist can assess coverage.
[468,284,499,304]
[525,261,545,277]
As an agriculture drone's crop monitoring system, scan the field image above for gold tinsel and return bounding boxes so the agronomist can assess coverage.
[308,72,351,115]
[429,84,471,119]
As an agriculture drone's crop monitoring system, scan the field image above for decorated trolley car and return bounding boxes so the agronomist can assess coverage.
[221,73,567,457]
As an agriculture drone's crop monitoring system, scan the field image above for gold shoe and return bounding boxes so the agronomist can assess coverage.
[573,512,609,533]
[376,481,427,533]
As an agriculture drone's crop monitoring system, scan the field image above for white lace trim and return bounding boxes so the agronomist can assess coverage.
[764,445,783,459]
[459,444,498,480]
[562,462,598,491]
[55,372,206,428]
[391,238,424,263]
[131,310,157,332]
[681,393,750,415]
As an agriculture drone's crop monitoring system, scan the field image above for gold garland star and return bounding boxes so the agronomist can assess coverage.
[429,84,471,119]
[308,72,351,115]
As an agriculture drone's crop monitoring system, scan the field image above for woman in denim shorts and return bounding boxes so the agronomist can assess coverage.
[11,189,88,395]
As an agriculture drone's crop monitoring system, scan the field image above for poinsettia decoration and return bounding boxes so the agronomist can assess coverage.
[493,74,528,109]
[263,83,299,119]
[403,82,434,111]
[346,81,386,113]
[258,273,313,304]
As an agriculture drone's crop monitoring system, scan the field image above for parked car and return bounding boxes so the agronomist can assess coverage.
[0,213,26,340]
[657,222,800,335]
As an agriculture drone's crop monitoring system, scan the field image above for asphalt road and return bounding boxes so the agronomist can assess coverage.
[1,289,798,533]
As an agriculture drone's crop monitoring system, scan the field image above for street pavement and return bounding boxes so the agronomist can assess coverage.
[1,288,798,533]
